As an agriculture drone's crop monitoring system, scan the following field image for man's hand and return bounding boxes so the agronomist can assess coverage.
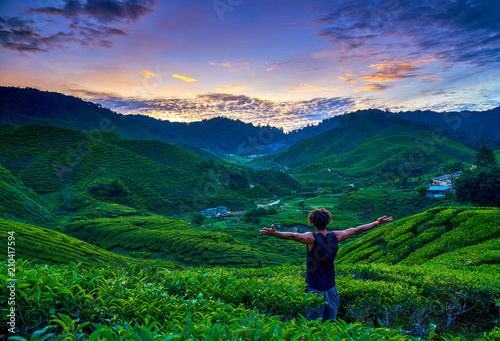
[334,215,393,242]
[377,216,393,225]
[260,225,277,236]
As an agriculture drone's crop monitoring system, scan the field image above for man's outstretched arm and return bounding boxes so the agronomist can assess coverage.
[260,225,314,244]
[334,216,393,242]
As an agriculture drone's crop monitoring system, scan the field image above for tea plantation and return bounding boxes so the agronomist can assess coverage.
[2,205,500,340]
[0,119,499,340]
[0,124,301,215]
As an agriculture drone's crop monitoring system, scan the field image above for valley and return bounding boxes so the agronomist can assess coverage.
[0,88,499,340]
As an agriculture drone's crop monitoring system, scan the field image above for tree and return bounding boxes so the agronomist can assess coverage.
[415,185,429,196]
[395,173,409,187]
[192,213,206,225]
[474,145,496,168]
[439,159,465,174]
[454,167,500,207]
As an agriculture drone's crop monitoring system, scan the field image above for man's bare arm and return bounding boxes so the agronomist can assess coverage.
[260,225,314,244]
[334,216,392,242]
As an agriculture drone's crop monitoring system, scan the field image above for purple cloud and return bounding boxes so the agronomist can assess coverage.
[313,0,500,67]
[0,0,155,52]
[29,0,155,22]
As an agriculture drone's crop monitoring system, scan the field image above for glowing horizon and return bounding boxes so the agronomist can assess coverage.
[1,0,499,128]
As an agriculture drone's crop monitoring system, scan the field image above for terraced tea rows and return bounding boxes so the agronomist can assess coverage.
[290,133,474,186]
[63,215,297,267]
[336,187,456,221]
[0,124,302,215]
[0,219,180,268]
[337,206,500,267]
[0,166,54,224]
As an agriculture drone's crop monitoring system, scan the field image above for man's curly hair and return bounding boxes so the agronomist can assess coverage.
[308,208,332,230]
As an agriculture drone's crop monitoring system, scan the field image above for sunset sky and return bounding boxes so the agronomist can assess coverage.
[1,0,499,130]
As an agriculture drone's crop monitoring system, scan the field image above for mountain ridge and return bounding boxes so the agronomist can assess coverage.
[1,86,499,156]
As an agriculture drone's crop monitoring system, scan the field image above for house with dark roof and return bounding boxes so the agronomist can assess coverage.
[431,171,462,187]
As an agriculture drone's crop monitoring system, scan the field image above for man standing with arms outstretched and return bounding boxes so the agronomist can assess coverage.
[260,208,392,322]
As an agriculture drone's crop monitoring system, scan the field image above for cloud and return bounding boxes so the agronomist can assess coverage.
[339,59,440,87]
[1,1,155,52]
[0,16,77,52]
[172,74,197,82]
[75,91,357,131]
[354,83,387,92]
[139,70,156,78]
[284,82,338,92]
[212,60,251,72]
[29,0,155,22]
[313,0,500,67]
[338,76,356,84]
[215,85,246,93]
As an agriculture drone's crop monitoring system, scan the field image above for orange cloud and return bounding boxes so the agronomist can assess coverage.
[139,70,156,78]
[172,74,197,82]
[220,61,250,68]
[354,83,387,92]
[209,62,216,66]
[216,61,250,72]
[338,76,356,84]
[363,58,436,82]
[284,82,338,93]
[215,85,246,93]
[340,58,438,84]
[266,67,275,72]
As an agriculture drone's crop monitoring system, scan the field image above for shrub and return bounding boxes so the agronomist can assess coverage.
[88,179,129,198]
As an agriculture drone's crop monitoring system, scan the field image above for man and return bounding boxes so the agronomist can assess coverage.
[260,208,392,322]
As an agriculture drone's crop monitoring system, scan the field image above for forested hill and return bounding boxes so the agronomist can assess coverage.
[398,107,500,150]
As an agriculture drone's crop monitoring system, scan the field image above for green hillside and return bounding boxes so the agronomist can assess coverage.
[0,124,300,215]
[335,187,456,222]
[174,141,224,161]
[290,133,475,186]
[1,206,500,339]
[0,165,54,224]
[63,213,303,268]
[337,206,500,269]
[251,111,441,169]
[0,219,180,268]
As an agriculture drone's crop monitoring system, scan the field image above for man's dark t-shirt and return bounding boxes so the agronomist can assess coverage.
[305,232,339,291]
